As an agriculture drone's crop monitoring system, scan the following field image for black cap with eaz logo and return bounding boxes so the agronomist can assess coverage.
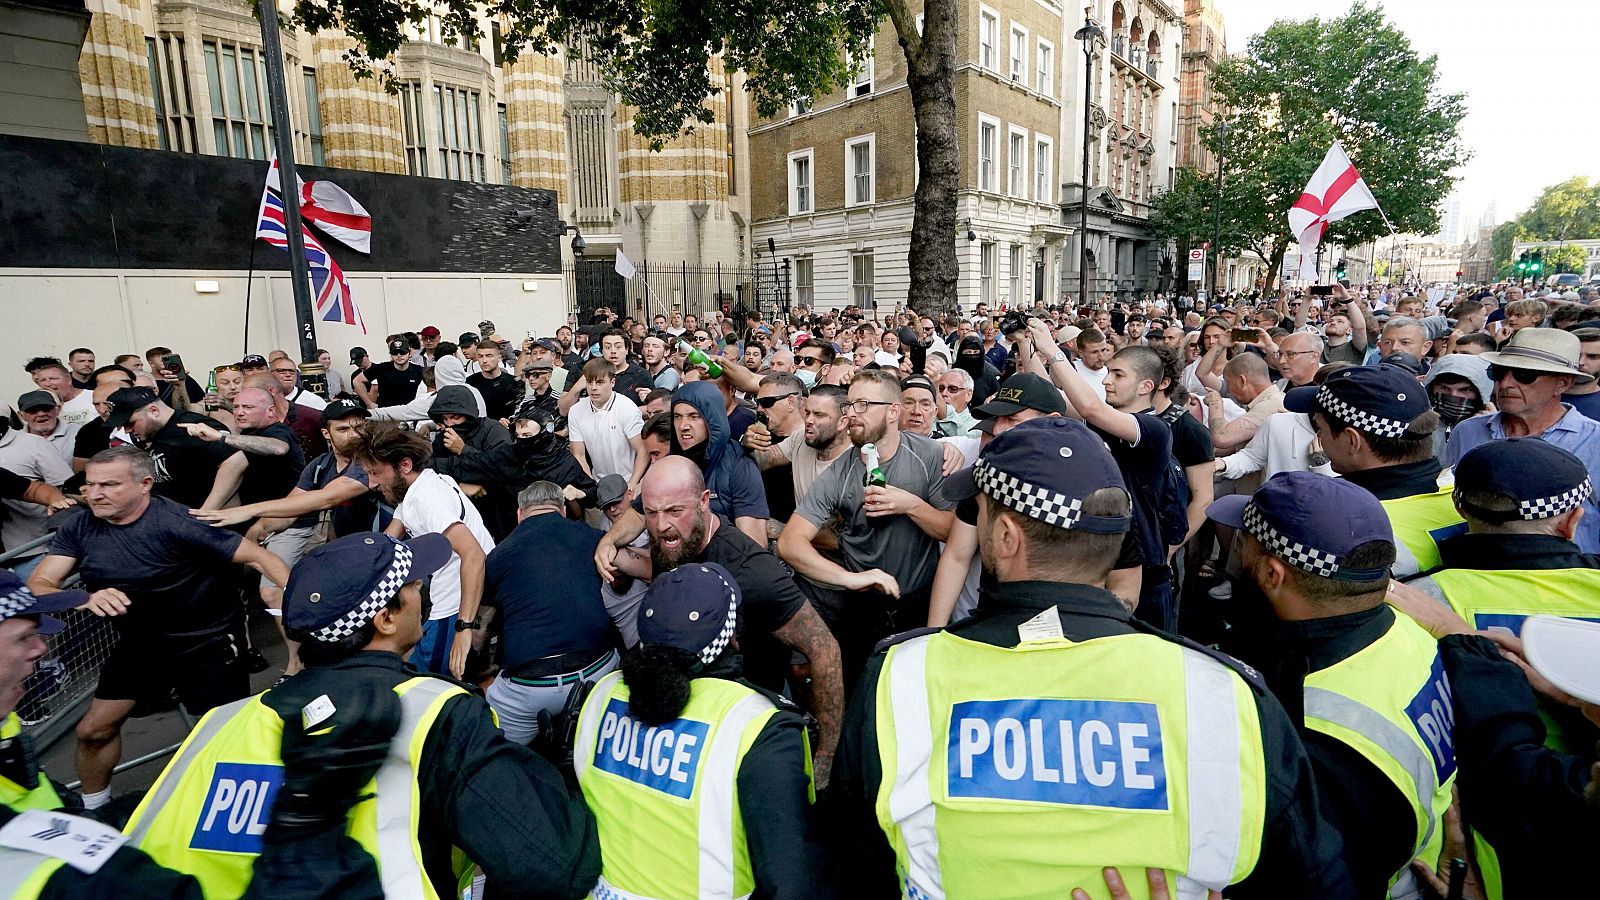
[971,373,1069,419]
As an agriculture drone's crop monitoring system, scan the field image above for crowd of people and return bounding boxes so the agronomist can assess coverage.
[2,284,1599,898]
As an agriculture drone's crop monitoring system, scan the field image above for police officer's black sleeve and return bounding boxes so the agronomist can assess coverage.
[1226,688,1360,900]
[420,694,602,899]
[243,821,384,900]
[1300,734,1417,897]
[738,709,840,900]
[0,465,31,501]
[823,652,902,899]
[1441,634,1599,875]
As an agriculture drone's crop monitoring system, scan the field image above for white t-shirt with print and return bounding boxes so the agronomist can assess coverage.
[394,469,495,620]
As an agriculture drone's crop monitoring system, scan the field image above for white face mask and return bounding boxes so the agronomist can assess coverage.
[794,368,817,388]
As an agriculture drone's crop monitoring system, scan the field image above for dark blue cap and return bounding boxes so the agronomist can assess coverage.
[1207,472,1394,582]
[285,533,453,643]
[1284,365,1430,438]
[972,373,1069,418]
[942,416,1130,534]
[638,563,740,665]
[320,398,370,425]
[0,570,86,635]
[1454,438,1593,522]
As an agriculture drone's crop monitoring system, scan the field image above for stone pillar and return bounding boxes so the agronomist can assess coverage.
[79,0,158,147]
[313,30,403,173]
[503,50,565,194]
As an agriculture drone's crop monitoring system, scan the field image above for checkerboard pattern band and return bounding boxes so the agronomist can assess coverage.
[1519,478,1593,520]
[973,459,1084,529]
[0,586,40,621]
[1316,384,1412,438]
[310,542,415,642]
[699,566,739,666]
[1242,500,1342,577]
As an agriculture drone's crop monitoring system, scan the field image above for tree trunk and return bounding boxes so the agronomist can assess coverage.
[892,0,959,313]
[1265,240,1288,292]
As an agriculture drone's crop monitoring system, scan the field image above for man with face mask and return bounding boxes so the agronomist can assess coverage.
[1420,354,1494,461]
[954,335,1001,404]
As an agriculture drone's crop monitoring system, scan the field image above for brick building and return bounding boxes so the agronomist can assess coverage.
[1177,0,1225,174]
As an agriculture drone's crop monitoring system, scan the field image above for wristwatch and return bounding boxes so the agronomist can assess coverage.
[453,618,482,633]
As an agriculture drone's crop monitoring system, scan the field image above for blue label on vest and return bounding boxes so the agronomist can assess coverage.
[947,698,1167,810]
[1427,521,1469,546]
[1404,653,1457,784]
[1472,613,1600,637]
[189,762,283,853]
[592,698,709,799]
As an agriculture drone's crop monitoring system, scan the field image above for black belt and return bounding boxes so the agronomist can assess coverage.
[506,648,616,684]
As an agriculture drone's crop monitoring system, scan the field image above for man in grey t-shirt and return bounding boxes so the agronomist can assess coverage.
[778,369,955,686]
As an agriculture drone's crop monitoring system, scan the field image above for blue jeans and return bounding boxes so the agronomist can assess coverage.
[413,615,457,675]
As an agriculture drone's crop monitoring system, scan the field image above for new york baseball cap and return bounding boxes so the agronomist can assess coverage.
[1452,438,1592,523]
[285,533,453,643]
[103,386,159,427]
[943,416,1130,534]
[1283,365,1430,438]
[1207,472,1395,582]
[638,563,740,666]
[320,398,371,425]
[0,569,87,635]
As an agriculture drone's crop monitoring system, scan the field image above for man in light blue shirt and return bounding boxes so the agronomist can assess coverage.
[1443,328,1600,553]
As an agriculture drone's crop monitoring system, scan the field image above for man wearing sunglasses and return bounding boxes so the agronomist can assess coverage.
[1442,328,1600,553]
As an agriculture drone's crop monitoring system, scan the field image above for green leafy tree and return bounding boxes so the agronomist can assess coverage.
[1196,3,1467,288]
[1538,244,1587,275]
[1517,177,1600,242]
[1491,221,1530,272]
[288,0,970,312]
[1149,166,1256,292]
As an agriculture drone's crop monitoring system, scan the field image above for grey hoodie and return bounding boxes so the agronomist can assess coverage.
[371,353,487,421]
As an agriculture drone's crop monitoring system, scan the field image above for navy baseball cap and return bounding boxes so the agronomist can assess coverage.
[972,373,1069,419]
[943,416,1130,534]
[1208,472,1395,582]
[1378,351,1426,377]
[285,533,453,644]
[240,354,269,369]
[0,570,86,635]
[638,563,740,665]
[1284,365,1430,438]
[103,386,159,428]
[320,398,371,425]
[533,338,562,354]
[1453,438,1593,523]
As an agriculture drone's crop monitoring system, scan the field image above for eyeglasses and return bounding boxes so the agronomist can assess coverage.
[938,384,969,394]
[796,355,824,367]
[270,367,297,375]
[213,364,242,373]
[842,399,896,414]
[1488,364,1545,385]
[755,392,799,409]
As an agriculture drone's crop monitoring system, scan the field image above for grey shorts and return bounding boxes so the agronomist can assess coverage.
[260,525,318,592]
[486,649,619,745]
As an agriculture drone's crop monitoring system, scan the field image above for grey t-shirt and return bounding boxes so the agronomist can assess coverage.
[795,432,952,595]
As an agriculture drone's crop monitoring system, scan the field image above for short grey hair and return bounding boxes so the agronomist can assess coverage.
[759,373,805,395]
[517,480,566,511]
[88,445,156,481]
[942,368,974,391]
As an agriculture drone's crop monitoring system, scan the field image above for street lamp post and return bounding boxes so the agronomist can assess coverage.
[1074,18,1103,309]
[1211,120,1229,297]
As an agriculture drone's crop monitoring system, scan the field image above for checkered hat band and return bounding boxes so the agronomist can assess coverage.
[973,460,1084,529]
[1518,477,1594,520]
[1242,501,1343,578]
[310,543,415,642]
[1317,384,1411,439]
[0,586,39,621]
[700,569,740,666]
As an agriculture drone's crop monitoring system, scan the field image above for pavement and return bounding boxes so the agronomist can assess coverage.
[37,611,289,796]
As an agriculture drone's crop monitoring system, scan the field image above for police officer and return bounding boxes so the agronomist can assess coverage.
[120,532,601,899]
[1207,473,1456,898]
[573,563,833,900]
[831,417,1356,899]
[1283,365,1464,579]
[0,571,386,899]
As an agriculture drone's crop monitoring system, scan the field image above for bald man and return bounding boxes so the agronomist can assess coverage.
[605,456,846,786]
[1207,352,1284,453]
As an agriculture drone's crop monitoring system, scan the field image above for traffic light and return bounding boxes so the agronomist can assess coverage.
[1335,258,1347,281]
[1515,251,1529,275]
[1530,250,1543,275]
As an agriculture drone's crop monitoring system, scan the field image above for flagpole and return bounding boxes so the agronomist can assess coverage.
[257,0,326,397]
[243,236,257,357]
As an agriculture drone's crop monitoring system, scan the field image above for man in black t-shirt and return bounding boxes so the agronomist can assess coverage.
[363,339,426,407]
[599,328,655,405]
[27,446,289,809]
[104,386,243,509]
[466,343,520,421]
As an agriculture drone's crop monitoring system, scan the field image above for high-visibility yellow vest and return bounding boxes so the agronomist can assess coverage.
[0,714,63,812]
[873,629,1268,900]
[0,840,64,898]
[1382,487,1467,580]
[1302,612,1457,899]
[122,676,468,900]
[573,670,785,900]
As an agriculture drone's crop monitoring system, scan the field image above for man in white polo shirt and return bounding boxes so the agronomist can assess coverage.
[567,357,649,494]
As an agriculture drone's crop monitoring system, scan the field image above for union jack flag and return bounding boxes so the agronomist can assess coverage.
[255,155,366,332]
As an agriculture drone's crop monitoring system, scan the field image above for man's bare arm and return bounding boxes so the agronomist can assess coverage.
[771,601,844,787]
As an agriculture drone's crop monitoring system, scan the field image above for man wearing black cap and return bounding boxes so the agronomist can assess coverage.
[17,389,76,468]
[1284,365,1463,579]
[833,417,1356,898]
[574,562,832,898]
[898,374,939,438]
[1207,472,1455,898]
[122,532,601,898]
[361,339,425,408]
[103,385,245,510]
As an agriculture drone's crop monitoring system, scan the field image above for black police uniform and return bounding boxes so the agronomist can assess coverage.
[1340,457,1448,503]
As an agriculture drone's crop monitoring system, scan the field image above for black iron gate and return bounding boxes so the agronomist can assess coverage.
[564,259,791,324]
[569,258,628,323]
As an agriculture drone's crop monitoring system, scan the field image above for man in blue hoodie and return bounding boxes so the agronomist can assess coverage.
[666,381,769,545]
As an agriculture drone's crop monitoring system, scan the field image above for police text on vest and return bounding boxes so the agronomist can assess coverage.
[593,698,710,799]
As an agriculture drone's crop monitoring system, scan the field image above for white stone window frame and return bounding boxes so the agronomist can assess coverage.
[977,113,1000,193]
[1034,133,1053,203]
[845,133,876,207]
[1036,37,1054,97]
[978,6,1000,72]
[1009,22,1029,84]
[1007,124,1029,199]
[788,147,815,215]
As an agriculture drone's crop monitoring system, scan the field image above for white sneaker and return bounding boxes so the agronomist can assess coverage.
[1207,580,1233,600]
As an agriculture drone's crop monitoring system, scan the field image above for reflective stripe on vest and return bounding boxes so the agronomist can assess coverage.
[0,845,64,898]
[1382,488,1466,580]
[123,676,465,900]
[880,633,1254,900]
[574,670,772,900]
[0,714,63,813]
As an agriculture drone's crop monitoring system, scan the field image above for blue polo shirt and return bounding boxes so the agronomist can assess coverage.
[483,513,615,671]
[1442,404,1600,553]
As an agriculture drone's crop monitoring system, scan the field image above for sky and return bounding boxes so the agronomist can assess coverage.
[1216,0,1599,230]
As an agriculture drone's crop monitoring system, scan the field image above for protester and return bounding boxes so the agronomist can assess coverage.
[104,386,245,509]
